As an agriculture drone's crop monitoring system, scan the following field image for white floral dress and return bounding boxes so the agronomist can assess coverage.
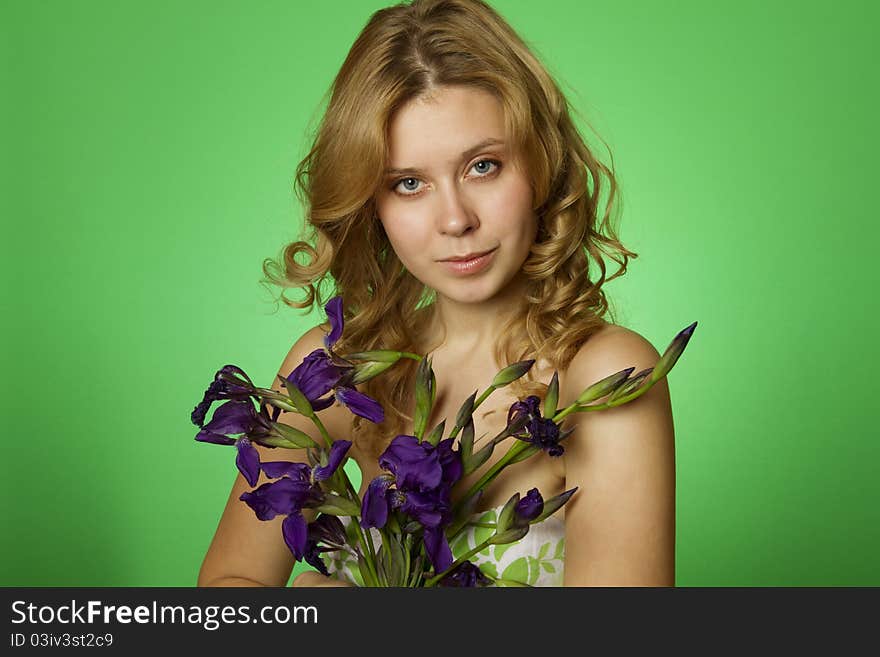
[321,504,565,587]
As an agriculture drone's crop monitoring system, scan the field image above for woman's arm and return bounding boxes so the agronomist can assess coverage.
[197,325,346,587]
[560,326,676,587]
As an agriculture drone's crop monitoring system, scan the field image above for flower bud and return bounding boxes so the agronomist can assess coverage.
[491,359,535,388]
[609,367,653,402]
[349,360,396,385]
[544,371,560,419]
[413,356,435,439]
[575,367,635,405]
[530,487,578,524]
[343,350,404,363]
[455,390,478,430]
[651,321,697,382]
[496,492,521,533]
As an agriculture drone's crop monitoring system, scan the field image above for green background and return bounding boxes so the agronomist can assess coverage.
[2,0,877,586]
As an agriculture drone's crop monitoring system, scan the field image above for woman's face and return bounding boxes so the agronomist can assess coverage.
[374,85,538,306]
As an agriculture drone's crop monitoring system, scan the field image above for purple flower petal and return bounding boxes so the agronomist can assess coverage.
[286,350,346,404]
[507,395,541,423]
[515,487,544,522]
[308,514,348,548]
[360,476,393,529]
[436,438,463,486]
[424,526,453,573]
[194,429,235,446]
[235,437,261,487]
[379,435,442,491]
[303,540,330,576]
[313,440,352,481]
[191,366,255,427]
[261,461,311,482]
[335,387,385,424]
[323,296,344,349]
[282,512,308,560]
[398,489,445,528]
[239,477,314,520]
[201,400,256,436]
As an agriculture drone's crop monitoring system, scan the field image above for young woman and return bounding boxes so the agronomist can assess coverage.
[198,0,675,587]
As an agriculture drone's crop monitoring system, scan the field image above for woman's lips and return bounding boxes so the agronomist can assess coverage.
[438,248,496,275]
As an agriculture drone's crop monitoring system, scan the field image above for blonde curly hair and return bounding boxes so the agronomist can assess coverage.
[261,0,637,457]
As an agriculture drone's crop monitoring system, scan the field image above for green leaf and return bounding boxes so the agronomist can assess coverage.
[413,356,434,440]
[278,376,315,417]
[506,444,541,465]
[459,418,475,461]
[472,513,496,547]
[262,396,299,413]
[493,542,515,562]
[490,526,529,545]
[502,557,529,583]
[424,418,446,447]
[270,422,318,448]
[542,562,556,574]
[446,490,483,537]
[544,370,559,419]
[494,578,531,587]
[495,493,520,533]
[526,557,540,585]
[314,494,361,516]
[463,441,494,476]
[479,562,498,580]
[455,390,478,431]
[538,542,549,560]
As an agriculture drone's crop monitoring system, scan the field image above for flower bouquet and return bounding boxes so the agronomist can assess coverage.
[192,297,696,587]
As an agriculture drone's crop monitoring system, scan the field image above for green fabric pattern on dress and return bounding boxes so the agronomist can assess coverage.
[321,503,565,587]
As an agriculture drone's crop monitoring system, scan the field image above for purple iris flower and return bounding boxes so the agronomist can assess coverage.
[438,561,491,587]
[191,365,257,428]
[195,399,277,486]
[285,297,385,424]
[360,434,463,573]
[240,441,352,560]
[507,395,565,457]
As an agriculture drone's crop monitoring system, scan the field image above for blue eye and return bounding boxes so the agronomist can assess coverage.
[401,178,420,191]
[391,159,501,197]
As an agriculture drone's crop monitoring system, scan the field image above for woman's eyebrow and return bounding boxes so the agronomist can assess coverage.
[384,137,506,176]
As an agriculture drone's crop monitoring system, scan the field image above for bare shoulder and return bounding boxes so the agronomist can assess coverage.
[560,321,672,440]
[566,322,661,384]
[559,322,676,586]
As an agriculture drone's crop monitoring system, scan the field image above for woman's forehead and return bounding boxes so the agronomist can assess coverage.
[385,86,508,168]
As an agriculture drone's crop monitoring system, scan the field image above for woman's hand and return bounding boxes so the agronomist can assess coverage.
[291,570,354,588]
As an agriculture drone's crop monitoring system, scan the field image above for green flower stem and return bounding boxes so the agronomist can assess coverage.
[423,536,495,587]
[551,383,652,424]
[400,352,422,361]
[448,385,495,441]
[307,412,381,587]
[456,440,530,510]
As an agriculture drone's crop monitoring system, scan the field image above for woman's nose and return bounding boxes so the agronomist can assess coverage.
[435,184,479,236]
